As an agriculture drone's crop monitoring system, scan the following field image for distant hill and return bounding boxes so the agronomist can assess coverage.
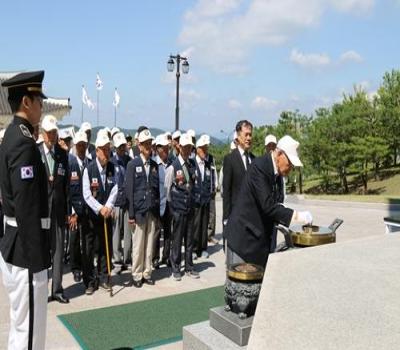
[59,124,224,145]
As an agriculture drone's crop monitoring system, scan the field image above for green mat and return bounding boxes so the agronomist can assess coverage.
[58,286,224,350]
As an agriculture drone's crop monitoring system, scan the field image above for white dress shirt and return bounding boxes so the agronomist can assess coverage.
[238,145,251,170]
[82,157,118,215]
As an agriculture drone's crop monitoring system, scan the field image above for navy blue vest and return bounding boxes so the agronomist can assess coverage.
[68,153,89,216]
[86,159,116,217]
[192,158,212,206]
[111,154,130,207]
[170,158,195,214]
[128,157,160,220]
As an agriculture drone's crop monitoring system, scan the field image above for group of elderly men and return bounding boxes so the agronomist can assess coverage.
[0,70,312,350]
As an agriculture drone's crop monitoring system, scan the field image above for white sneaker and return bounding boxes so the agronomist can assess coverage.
[201,251,209,259]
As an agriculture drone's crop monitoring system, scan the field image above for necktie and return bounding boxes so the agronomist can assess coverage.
[182,162,190,182]
[245,152,250,170]
[47,151,55,174]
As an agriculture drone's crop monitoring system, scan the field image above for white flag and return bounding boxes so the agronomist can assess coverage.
[113,88,120,107]
[96,73,103,91]
[82,86,95,110]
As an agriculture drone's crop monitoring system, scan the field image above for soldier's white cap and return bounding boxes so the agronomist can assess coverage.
[180,133,194,147]
[196,134,210,148]
[73,130,88,144]
[138,129,154,143]
[113,132,127,148]
[111,127,120,138]
[41,115,58,132]
[187,129,196,138]
[155,133,169,146]
[80,122,92,132]
[265,134,277,146]
[95,132,111,148]
[172,130,181,140]
[277,135,302,167]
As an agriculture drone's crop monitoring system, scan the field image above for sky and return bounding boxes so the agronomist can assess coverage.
[2,0,400,139]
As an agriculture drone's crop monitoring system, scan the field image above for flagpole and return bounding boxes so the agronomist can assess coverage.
[81,85,84,123]
[97,89,99,127]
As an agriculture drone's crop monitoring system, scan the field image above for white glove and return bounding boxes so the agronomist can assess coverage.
[297,211,313,225]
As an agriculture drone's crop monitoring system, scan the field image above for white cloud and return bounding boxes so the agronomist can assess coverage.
[290,49,331,68]
[228,99,242,109]
[340,50,363,63]
[179,0,374,74]
[251,96,278,110]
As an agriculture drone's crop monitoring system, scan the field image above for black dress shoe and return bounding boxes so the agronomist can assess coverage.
[143,278,155,285]
[132,279,143,288]
[52,294,70,304]
[73,271,82,283]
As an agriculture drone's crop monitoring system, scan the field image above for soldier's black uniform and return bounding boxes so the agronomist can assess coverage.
[0,70,51,350]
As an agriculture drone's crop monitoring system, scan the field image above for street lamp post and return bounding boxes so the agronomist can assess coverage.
[167,54,189,131]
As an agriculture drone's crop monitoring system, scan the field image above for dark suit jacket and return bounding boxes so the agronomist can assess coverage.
[225,153,293,267]
[222,148,255,222]
[38,142,69,225]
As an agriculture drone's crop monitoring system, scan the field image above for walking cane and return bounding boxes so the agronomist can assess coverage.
[103,217,113,297]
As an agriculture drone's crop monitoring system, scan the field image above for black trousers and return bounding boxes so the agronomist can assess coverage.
[69,214,92,282]
[193,203,210,256]
[207,195,216,239]
[88,215,113,280]
[170,210,194,274]
[49,212,65,296]
[153,203,172,262]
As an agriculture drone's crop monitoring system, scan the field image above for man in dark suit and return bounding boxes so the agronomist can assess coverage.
[222,120,255,230]
[225,135,313,268]
[39,115,70,304]
[0,71,51,349]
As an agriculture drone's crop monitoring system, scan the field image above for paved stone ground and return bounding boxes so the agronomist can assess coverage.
[0,195,394,349]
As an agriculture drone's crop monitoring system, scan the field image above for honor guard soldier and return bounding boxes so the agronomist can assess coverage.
[68,131,92,292]
[0,71,51,349]
[125,128,160,287]
[38,115,70,304]
[83,130,118,291]
[165,133,200,281]
[110,132,131,269]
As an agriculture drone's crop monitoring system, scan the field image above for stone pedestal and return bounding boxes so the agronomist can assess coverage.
[209,307,253,346]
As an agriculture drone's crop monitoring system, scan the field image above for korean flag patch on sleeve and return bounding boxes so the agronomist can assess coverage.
[21,166,34,179]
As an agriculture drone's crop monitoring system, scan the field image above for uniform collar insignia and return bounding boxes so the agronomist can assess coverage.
[19,124,32,139]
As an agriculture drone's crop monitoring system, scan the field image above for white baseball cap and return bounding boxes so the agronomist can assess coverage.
[180,133,194,147]
[95,132,111,148]
[172,130,181,140]
[59,127,75,140]
[230,141,236,150]
[233,131,238,140]
[80,122,92,132]
[41,115,58,132]
[113,132,127,148]
[155,133,169,146]
[187,129,196,138]
[196,134,210,148]
[277,135,302,167]
[111,127,120,137]
[73,130,88,144]
[265,134,277,146]
[138,129,154,143]
[134,131,139,139]
[164,131,172,137]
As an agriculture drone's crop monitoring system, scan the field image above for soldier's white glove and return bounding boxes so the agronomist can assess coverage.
[297,211,313,225]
